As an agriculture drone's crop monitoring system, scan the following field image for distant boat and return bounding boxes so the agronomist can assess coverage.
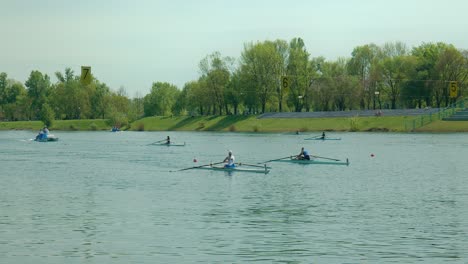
[273,158,349,166]
[304,137,341,141]
[150,142,186,147]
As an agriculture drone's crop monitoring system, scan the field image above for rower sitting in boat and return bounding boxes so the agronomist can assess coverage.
[35,127,49,140]
[297,147,311,160]
[223,150,236,168]
[320,132,325,139]
[166,136,171,145]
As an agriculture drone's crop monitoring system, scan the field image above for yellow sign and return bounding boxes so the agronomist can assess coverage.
[81,66,92,85]
[449,81,458,98]
[281,76,289,90]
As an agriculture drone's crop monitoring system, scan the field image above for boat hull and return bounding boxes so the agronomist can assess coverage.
[304,137,341,141]
[273,158,349,166]
[35,135,59,142]
[150,142,186,147]
[196,165,270,174]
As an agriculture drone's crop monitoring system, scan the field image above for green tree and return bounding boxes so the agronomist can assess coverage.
[434,46,468,106]
[347,44,381,109]
[143,82,180,116]
[199,52,233,115]
[25,70,51,119]
[287,38,310,112]
[411,42,451,107]
[378,55,417,109]
[240,40,283,113]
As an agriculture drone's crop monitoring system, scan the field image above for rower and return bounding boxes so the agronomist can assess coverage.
[223,150,236,168]
[320,131,325,139]
[166,136,171,145]
[297,147,311,160]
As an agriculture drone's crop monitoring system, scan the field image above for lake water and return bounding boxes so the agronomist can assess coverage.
[1,130,468,263]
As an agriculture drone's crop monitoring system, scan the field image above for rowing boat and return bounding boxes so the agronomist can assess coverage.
[195,164,270,174]
[304,137,341,141]
[273,158,349,166]
[35,134,59,142]
[150,142,186,147]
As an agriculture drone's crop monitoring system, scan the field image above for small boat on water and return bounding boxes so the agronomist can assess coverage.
[150,142,186,147]
[195,164,270,174]
[273,158,349,166]
[305,137,341,141]
[35,134,59,142]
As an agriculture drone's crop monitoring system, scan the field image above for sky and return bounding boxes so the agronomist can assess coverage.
[1,0,468,97]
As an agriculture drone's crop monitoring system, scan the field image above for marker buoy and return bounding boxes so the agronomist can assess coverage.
[370,154,375,157]
[193,158,197,162]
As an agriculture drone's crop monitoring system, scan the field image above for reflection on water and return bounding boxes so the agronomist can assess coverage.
[1,131,468,263]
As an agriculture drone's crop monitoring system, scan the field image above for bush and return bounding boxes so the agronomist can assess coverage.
[229,125,236,132]
[90,123,97,131]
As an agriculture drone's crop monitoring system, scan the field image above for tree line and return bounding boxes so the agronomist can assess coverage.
[1,39,467,125]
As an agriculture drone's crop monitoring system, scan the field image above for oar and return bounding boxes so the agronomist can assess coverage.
[238,162,271,168]
[311,155,340,161]
[257,155,293,164]
[170,161,224,172]
[147,139,166,145]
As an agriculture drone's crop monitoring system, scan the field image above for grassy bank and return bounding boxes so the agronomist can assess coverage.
[130,115,417,132]
[2,116,467,132]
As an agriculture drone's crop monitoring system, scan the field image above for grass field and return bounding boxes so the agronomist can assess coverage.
[1,115,467,132]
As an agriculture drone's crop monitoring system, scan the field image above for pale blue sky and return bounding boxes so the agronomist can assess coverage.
[1,0,467,97]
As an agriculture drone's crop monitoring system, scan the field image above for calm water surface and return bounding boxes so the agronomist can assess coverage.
[1,130,468,263]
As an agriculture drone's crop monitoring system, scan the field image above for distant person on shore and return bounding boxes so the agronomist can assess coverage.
[296,147,311,160]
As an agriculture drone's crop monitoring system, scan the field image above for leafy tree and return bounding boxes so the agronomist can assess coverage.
[240,40,283,113]
[287,38,310,112]
[434,46,468,106]
[347,44,380,109]
[378,55,418,109]
[143,82,180,116]
[25,70,51,119]
[199,52,233,114]
[411,42,451,107]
